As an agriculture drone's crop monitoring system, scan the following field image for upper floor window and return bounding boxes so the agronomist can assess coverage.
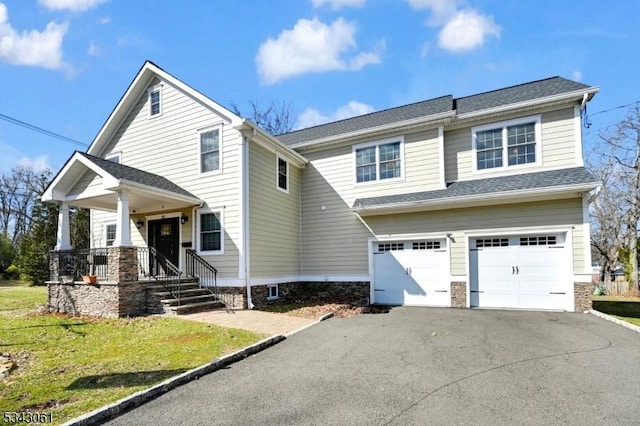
[277,157,288,193]
[354,137,404,184]
[200,127,221,174]
[105,152,121,164]
[198,210,223,254]
[472,115,541,172]
[148,85,162,117]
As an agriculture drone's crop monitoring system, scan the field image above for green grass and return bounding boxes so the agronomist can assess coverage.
[592,295,640,326]
[0,281,265,424]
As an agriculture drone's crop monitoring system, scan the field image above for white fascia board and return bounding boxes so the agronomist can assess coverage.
[289,110,456,150]
[42,152,118,202]
[353,182,601,215]
[236,120,308,167]
[88,61,244,157]
[111,180,202,205]
[456,87,600,121]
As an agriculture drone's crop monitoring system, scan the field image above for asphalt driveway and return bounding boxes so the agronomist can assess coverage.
[107,308,640,425]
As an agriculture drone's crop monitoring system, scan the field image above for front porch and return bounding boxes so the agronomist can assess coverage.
[42,152,241,317]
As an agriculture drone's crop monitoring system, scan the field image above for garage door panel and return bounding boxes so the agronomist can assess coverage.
[374,240,449,307]
[470,234,571,311]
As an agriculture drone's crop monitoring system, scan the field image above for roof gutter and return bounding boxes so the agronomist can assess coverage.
[236,120,308,166]
[456,87,600,121]
[352,182,602,215]
[289,110,457,150]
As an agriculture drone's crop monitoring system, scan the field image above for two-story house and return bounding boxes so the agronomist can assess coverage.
[43,61,599,317]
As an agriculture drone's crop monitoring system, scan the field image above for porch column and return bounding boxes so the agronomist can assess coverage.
[113,191,133,247]
[55,202,72,250]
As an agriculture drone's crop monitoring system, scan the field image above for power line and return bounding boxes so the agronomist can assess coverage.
[0,112,89,148]
[588,100,640,118]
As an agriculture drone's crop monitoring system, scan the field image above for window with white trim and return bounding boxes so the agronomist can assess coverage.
[354,138,403,183]
[277,157,288,192]
[473,116,541,171]
[148,85,162,117]
[267,285,279,300]
[200,128,221,174]
[105,152,121,164]
[106,224,116,246]
[198,211,222,253]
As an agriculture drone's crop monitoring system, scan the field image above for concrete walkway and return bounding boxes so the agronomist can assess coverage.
[177,309,316,336]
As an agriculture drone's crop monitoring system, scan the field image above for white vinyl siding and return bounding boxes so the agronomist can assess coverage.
[95,77,241,278]
[300,128,441,275]
[249,143,301,277]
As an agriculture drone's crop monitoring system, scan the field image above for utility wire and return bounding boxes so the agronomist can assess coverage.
[0,112,89,148]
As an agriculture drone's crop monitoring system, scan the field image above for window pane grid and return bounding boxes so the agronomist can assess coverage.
[356,141,401,183]
[201,130,220,173]
[200,213,221,251]
[106,224,116,246]
[476,121,537,170]
[278,158,287,190]
[150,90,160,115]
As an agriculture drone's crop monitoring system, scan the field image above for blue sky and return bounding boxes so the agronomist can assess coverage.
[0,0,639,172]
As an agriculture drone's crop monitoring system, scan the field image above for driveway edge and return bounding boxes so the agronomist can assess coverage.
[62,335,286,426]
[284,312,334,337]
[590,309,640,333]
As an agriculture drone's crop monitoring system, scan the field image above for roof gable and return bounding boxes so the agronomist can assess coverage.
[87,61,242,157]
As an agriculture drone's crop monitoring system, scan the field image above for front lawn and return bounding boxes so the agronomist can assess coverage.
[592,295,640,327]
[0,281,265,424]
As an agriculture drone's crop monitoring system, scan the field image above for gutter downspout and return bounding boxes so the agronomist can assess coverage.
[240,133,253,309]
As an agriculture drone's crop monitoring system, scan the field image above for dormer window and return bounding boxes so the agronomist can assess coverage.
[148,85,162,117]
[472,115,541,172]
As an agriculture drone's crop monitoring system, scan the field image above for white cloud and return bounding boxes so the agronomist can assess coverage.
[256,17,382,85]
[18,155,50,172]
[297,101,375,129]
[407,0,460,24]
[98,16,110,24]
[437,9,500,53]
[571,70,583,82]
[312,0,366,9]
[0,2,68,69]
[88,41,99,55]
[39,0,106,12]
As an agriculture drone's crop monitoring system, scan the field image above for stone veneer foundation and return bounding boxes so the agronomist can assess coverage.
[251,281,370,307]
[450,282,467,308]
[48,281,147,318]
[574,282,594,312]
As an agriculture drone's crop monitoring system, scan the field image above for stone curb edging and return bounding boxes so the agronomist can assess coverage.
[62,335,286,426]
[284,312,334,337]
[590,309,640,334]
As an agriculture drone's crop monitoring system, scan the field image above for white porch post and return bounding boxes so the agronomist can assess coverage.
[55,202,72,251]
[113,191,133,247]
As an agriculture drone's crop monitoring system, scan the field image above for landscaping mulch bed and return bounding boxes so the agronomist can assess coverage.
[258,300,390,319]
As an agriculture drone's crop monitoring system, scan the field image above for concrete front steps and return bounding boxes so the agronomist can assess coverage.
[146,279,225,315]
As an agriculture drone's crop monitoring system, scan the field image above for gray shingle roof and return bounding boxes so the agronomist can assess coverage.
[352,167,599,209]
[277,76,594,147]
[276,96,453,146]
[456,76,591,115]
[79,152,199,199]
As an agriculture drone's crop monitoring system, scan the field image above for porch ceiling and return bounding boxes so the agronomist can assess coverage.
[43,151,202,213]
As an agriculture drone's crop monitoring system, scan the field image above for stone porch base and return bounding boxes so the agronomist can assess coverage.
[250,281,370,308]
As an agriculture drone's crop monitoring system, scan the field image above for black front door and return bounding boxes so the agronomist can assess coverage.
[148,217,179,276]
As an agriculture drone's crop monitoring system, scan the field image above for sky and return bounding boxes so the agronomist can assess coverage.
[0,0,639,173]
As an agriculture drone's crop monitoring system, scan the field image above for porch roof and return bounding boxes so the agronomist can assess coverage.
[42,151,202,212]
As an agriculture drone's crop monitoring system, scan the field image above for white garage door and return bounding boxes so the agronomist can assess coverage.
[373,239,449,306]
[469,234,570,310]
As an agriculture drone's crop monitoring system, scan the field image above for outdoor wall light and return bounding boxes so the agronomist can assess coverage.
[181,215,189,225]
[135,220,144,230]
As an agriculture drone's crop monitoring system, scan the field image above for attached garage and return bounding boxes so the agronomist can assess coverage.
[469,233,572,311]
[373,239,450,306]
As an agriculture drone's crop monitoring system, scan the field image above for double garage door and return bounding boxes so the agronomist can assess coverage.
[469,234,571,310]
[373,233,571,311]
[373,239,449,306]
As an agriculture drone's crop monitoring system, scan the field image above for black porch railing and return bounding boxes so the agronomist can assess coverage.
[137,246,182,304]
[185,249,227,306]
[49,248,110,281]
